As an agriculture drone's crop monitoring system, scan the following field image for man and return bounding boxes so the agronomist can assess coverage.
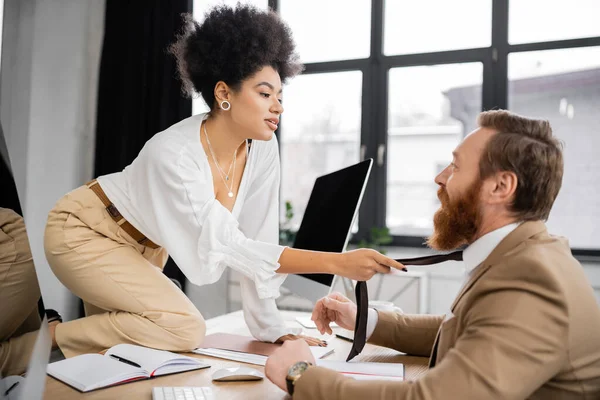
[265,110,600,399]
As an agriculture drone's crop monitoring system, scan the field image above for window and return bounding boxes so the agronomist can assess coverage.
[508,46,600,249]
[192,0,600,256]
[387,63,483,236]
[280,71,362,229]
[384,0,492,56]
[280,0,371,63]
[509,0,600,44]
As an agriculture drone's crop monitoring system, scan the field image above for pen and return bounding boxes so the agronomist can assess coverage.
[335,333,354,343]
[4,381,19,396]
[109,354,141,368]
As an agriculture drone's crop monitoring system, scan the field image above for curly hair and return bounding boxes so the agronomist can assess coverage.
[169,4,303,109]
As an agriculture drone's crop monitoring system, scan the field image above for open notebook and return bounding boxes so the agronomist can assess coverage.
[47,344,210,392]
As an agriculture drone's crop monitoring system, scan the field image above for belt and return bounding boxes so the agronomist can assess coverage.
[86,180,160,249]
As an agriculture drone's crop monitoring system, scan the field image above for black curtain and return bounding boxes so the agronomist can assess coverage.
[94,0,193,292]
[0,124,22,216]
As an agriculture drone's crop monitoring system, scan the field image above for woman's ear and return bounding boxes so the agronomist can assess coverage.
[214,81,231,104]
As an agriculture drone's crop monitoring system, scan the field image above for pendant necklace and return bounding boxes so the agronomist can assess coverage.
[204,122,237,198]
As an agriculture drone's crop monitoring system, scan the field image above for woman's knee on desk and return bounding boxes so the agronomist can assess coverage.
[150,310,207,351]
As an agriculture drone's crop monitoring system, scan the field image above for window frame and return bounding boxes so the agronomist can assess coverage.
[272,0,600,260]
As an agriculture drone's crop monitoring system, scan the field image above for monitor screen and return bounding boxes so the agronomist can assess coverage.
[292,159,373,287]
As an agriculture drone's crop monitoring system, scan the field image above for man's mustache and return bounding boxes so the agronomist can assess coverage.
[437,187,449,206]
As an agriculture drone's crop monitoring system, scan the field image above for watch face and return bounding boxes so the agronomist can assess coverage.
[288,361,310,378]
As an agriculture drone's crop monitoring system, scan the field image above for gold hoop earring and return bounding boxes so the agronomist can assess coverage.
[220,100,231,111]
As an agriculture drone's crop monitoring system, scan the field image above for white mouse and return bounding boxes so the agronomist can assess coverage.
[211,365,265,382]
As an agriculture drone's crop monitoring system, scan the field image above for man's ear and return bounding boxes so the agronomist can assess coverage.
[489,171,518,205]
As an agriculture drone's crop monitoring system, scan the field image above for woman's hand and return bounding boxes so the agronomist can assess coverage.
[335,248,406,281]
[276,334,327,347]
[276,247,406,280]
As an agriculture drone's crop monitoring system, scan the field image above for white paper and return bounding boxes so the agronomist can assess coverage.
[192,346,334,366]
[316,359,404,380]
[295,316,338,329]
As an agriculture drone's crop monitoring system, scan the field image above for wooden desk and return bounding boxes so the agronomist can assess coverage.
[44,310,429,399]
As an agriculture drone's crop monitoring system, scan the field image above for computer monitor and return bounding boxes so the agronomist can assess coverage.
[283,158,373,303]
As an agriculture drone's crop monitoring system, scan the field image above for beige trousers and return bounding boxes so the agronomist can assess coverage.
[44,185,206,358]
[0,208,42,376]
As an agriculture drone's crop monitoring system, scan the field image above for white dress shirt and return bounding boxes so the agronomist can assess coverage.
[97,113,300,342]
[462,223,520,275]
[365,222,521,339]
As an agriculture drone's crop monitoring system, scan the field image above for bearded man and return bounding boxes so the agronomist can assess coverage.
[265,110,600,399]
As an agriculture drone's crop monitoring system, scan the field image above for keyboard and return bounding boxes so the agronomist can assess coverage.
[152,386,214,400]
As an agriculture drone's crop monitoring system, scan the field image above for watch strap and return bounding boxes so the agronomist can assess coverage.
[285,361,313,396]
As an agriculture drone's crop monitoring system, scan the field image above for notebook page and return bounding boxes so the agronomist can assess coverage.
[152,363,210,377]
[311,346,334,359]
[47,354,144,392]
[106,344,202,375]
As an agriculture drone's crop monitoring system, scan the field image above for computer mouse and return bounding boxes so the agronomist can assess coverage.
[211,365,265,382]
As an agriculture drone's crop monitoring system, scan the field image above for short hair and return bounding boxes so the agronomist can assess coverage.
[169,4,303,109]
[477,110,564,222]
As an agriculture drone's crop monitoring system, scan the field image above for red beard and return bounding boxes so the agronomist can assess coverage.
[427,180,482,251]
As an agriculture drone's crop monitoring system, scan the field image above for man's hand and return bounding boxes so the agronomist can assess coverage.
[311,292,357,335]
[265,339,316,392]
[276,334,327,347]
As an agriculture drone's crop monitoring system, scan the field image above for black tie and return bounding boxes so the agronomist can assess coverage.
[346,250,463,362]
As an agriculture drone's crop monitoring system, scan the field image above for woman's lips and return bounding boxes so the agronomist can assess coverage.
[265,120,278,130]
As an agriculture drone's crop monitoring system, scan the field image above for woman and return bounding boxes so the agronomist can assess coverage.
[44,4,403,358]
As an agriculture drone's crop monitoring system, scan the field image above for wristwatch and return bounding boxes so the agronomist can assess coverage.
[285,360,313,396]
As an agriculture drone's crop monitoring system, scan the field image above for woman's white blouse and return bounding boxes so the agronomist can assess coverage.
[97,113,300,342]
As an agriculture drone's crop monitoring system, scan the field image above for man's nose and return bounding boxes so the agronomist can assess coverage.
[435,165,450,186]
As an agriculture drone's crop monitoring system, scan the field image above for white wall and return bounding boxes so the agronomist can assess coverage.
[1,0,34,202]
[0,0,105,321]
